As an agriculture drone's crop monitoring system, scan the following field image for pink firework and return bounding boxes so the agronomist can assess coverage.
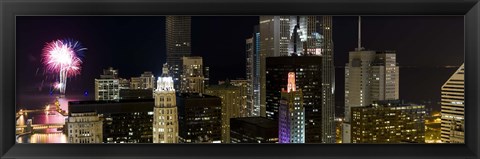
[42,39,86,95]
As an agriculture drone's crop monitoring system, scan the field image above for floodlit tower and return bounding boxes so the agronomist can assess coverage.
[279,72,305,143]
[153,63,179,143]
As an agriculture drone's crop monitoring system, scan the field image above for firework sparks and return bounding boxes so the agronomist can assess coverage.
[42,39,86,95]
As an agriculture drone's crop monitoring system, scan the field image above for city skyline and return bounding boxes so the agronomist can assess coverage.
[15,16,464,144]
[16,16,463,114]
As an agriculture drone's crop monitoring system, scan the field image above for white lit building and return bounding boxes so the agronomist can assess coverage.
[441,64,464,143]
[66,112,103,143]
[343,17,399,143]
[153,63,179,143]
[95,67,120,101]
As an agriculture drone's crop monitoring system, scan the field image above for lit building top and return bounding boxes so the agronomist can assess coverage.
[286,72,296,92]
[156,63,175,92]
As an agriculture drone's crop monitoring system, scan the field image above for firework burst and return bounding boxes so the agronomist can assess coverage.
[42,39,86,95]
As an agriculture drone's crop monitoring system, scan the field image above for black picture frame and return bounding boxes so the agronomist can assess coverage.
[1,0,479,158]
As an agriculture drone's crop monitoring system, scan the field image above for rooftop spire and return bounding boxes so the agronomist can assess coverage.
[161,63,169,77]
[357,16,363,51]
[357,16,362,50]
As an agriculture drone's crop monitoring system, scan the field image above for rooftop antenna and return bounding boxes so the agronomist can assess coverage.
[356,16,363,51]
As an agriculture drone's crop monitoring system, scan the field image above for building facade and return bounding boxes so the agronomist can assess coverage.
[177,93,222,143]
[205,81,245,143]
[94,67,120,101]
[441,64,464,143]
[343,50,399,143]
[230,79,250,117]
[166,16,191,90]
[230,117,278,143]
[278,72,305,143]
[69,99,155,143]
[180,56,205,94]
[350,100,425,143]
[119,89,153,100]
[130,71,155,90]
[259,16,335,143]
[266,56,334,143]
[66,112,103,143]
[246,25,261,117]
[153,64,179,143]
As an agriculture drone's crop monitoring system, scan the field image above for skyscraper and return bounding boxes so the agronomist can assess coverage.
[441,64,464,143]
[278,72,305,143]
[343,17,399,143]
[166,16,191,90]
[259,16,291,118]
[180,56,205,94]
[153,64,179,143]
[266,56,334,143]
[246,25,261,117]
[259,16,335,143]
[259,16,334,115]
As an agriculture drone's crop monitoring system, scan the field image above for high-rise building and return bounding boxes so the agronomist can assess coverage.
[350,100,425,143]
[230,79,249,117]
[259,16,335,143]
[180,56,205,94]
[259,16,333,117]
[66,112,103,143]
[205,80,245,143]
[166,16,191,90]
[94,67,120,101]
[153,64,179,143]
[68,99,155,143]
[130,71,155,90]
[177,93,222,143]
[441,64,464,143]
[343,17,399,143]
[278,72,305,143]
[230,117,278,143]
[246,25,261,117]
[266,56,334,143]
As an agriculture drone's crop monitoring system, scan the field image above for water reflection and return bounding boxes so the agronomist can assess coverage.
[17,133,67,143]
[16,95,89,143]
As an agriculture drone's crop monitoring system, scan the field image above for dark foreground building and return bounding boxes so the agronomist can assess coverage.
[177,93,222,143]
[266,56,335,143]
[68,99,154,143]
[119,89,153,100]
[230,117,278,143]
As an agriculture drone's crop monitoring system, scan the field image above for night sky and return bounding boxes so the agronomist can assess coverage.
[16,16,464,113]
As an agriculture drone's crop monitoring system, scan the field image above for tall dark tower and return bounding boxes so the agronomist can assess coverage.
[166,16,191,90]
[319,16,336,144]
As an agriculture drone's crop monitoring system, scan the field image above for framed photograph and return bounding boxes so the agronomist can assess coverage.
[1,0,479,158]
